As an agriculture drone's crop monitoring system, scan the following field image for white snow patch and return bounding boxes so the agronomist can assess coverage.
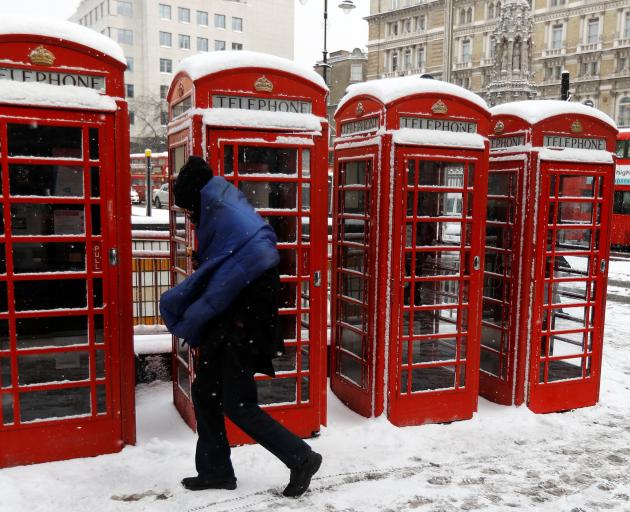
[175,51,327,90]
[275,136,314,146]
[337,75,488,113]
[392,128,486,149]
[134,333,172,355]
[0,80,117,111]
[0,14,126,65]
[201,108,323,132]
[132,206,169,225]
[491,100,617,129]
[538,147,614,164]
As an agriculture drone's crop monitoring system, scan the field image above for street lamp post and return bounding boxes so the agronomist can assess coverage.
[299,0,356,86]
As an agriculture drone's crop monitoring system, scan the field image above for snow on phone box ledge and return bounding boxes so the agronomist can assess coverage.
[200,107,324,132]
[392,128,486,149]
[0,79,118,111]
[538,147,614,164]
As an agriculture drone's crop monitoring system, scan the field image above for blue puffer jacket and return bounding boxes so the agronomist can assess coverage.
[159,177,279,346]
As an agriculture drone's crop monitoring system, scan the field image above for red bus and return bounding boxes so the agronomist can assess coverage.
[613,130,630,248]
[130,152,168,203]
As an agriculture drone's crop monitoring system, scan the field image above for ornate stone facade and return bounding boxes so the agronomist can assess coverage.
[366,0,630,126]
[484,0,537,105]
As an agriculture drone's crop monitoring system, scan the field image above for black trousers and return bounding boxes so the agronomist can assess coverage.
[191,341,312,480]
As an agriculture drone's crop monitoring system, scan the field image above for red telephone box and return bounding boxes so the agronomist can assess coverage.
[0,17,134,467]
[331,77,491,426]
[166,51,329,442]
[481,101,617,413]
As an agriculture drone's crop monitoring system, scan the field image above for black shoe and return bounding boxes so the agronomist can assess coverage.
[181,475,237,491]
[282,451,322,498]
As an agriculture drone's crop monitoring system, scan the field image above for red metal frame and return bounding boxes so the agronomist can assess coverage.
[332,89,491,426]
[330,147,380,418]
[166,59,329,443]
[0,31,133,468]
[483,109,617,413]
[612,131,630,248]
[130,153,168,203]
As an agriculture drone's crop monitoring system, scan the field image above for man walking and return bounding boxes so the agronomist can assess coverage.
[160,156,322,498]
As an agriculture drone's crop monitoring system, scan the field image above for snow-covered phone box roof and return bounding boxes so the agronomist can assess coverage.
[491,100,616,129]
[334,75,491,147]
[174,51,327,91]
[167,50,329,129]
[336,75,489,113]
[0,14,126,65]
[490,100,618,162]
[0,14,127,106]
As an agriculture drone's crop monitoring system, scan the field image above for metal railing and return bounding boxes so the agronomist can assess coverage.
[132,230,170,331]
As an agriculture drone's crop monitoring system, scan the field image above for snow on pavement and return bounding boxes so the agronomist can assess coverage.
[2,270,630,511]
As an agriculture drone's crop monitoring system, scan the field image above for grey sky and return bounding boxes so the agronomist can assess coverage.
[0,0,369,67]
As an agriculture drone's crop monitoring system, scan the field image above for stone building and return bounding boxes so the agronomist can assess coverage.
[70,0,295,150]
[366,0,630,126]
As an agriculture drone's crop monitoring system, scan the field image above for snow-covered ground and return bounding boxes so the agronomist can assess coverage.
[3,260,630,512]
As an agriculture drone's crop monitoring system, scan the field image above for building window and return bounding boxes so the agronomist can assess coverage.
[551,24,563,49]
[587,18,599,44]
[126,56,134,72]
[550,0,566,6]
[415,15,426,31]
[160,58,173,73]
[460,8,466,24]
[550,65,562,80]
[619,97,630,127]
[404,48,412,69]
[215,14,226,29]
[160,85,169,99]
[417,46,425,68]
[350,63,363,82]
[197,10,208,26]
[403,18,411,33]
[198,37,209,52]
[159,31,172,47]
[161,111,169,126]
[215,40,226,51]
[392,0,400,8]
[488,2,495,19]
[129,111,135,125]
[232,42,243,50]
[232,17,243,31]
[117,0,132,16]
[618,56,628,73]
[462,39,471,63]
[389,22,398,36]
[391,51,398,72]
[179,34,191,50]
[116,29,133,45]
[625,12,630,39]
[159,3,171,20]
[467,7,473,24]
[126,84,134,98]
[178,7,190,23]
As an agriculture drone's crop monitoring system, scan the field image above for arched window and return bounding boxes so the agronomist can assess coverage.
[488,2,495,19]
[467,7,473,24]
[618,97,630,127]
[392,51,399,72]
[460,8,467,24]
